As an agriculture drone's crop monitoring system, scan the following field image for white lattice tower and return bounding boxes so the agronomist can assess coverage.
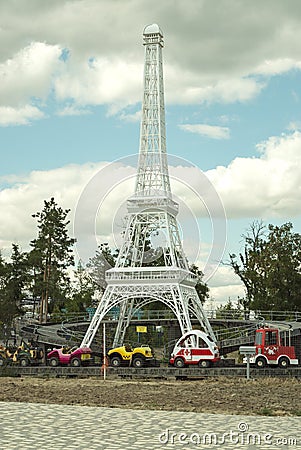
[81,24,215,348]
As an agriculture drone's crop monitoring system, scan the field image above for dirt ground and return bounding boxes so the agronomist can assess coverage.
[0,376,300,416]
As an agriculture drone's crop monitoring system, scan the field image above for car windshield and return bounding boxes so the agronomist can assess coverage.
[124,345,132,352]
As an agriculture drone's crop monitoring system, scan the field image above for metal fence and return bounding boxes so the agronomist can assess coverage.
[33,308,301,324]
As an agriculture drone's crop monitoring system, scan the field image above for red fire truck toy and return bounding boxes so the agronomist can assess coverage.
[247,326,299,368]
[169,329,220,368]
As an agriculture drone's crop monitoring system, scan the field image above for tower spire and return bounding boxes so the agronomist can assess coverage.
[80,25,215,349]
[117,24,183,269]
[135,24,171,198]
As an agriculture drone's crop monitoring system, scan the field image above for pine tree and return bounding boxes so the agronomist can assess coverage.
[0,245,26,340]
[30,198,76,322]
[6,244,29,307]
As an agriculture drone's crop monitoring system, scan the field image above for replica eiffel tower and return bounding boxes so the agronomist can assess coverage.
[81,24,215,348]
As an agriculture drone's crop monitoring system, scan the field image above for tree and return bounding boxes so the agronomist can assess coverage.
[230,220,267,311]
[27,247,44,318]
[189,264,209,305]
[30,198,76,322]
[6,244,29,308]
[0,251,6,290]
[66,260,95,313]
[216,298,243,320]
[262,223,301,311]
[0,252,8,339]
[86,243,118,293]
[0,245,27,340]
[230,221,301,312]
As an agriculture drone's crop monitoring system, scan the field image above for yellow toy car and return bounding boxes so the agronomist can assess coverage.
[108,344,156,368]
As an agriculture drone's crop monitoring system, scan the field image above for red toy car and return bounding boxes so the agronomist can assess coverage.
[47,346,92,367]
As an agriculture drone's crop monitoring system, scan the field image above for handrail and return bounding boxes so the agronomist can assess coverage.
[32,308,301,324]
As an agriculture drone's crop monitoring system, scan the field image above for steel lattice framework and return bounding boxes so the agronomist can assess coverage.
[81,24,215,348]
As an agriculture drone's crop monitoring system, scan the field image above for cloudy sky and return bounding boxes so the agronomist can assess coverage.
[1,0,301,306]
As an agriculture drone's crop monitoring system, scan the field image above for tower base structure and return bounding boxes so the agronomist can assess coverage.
[81,267,215,348]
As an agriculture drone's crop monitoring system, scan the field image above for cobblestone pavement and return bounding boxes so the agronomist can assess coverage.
[1,402,301,449]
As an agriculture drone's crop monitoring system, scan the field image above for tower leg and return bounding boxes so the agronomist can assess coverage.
[81,286,117,348]
[81,282,215,348]
[113,298,134,347]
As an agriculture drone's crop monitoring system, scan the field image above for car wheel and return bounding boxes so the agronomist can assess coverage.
[71,357,81,367]
[174,357,185,368]
[256,357,266,368]
[198,359,210,368]
[48,357,59,367]
[110,356,121,367]
[132,357,144,368]
[19,358,29,367]
[278,357,290,368]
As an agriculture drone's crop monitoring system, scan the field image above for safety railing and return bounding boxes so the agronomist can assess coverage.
[24,308,301,324]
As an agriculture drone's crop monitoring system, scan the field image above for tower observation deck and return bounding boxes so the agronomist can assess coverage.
[80,24,215,348]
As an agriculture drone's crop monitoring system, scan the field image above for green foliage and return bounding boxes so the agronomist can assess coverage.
[0,245,26,339]
[258,407,275,416]
[6,244,29,306]
[230,221,301,312]
[29,197,76,321]
[124,324,166,349]
[0,252,7,290]
[0,199,93,327]
[86,243,118,293]
[65,260,95,312]
[190,264,209,305]
[216,299,243,319]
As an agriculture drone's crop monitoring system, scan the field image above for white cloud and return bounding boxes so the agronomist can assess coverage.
[254,58,301,76]
[0,105,44,126]
[118,110,141,123]
[54,57,142,110]
[1,127,301,294]
[0,163,103,253]
[0,131,301,251]
[56,104,91,116]
[166,68,265,105]
[287,121,301,131]
[2,1,301,303]
[179,123,230,140]
[207,130,301,218]
[1,1,301,116]
[0,42,62,106]
[208,283,245,306]
[195,264,246,306]
[0,161,137,260]
[207,265,241,289]
[3,129,300,260]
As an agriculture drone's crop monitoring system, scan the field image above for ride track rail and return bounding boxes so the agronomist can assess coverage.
[1,365,301,379]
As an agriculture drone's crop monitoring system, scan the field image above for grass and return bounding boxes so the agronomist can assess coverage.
[258,407,275,416]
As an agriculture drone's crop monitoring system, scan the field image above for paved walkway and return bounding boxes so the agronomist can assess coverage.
[0,402,300,449]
